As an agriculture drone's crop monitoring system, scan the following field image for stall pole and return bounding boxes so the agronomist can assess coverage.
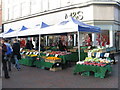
[77,31,81,61]
[100,33,101,47]
[39,34,41,56]
[74,34,76,46]
[16,30,19,41]
[45,36,47,46]
[17,36,18,41]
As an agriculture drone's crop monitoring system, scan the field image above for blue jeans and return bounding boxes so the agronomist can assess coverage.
[14,55,20,69]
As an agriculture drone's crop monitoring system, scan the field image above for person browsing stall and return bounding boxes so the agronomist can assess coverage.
[12,39,21,71]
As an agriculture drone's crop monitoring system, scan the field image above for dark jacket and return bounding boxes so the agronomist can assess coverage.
[12,42,21,59]
[2,43,7,56]
[58,40,66,51]
[25,41,33,50]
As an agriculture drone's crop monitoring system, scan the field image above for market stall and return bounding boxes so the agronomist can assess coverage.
[73,64,112,78]
[73,52,113,78]
[18,17,100,71]
[3,17,101,72]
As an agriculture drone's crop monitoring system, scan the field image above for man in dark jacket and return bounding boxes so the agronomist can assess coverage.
[12,39,21,71]
[1,39,10,79]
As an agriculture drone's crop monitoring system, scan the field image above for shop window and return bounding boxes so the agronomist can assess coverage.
[81,33,92,46]
[31,0,42,14]
[4,8,9,21]
[61,0,71,7]
[96,30,109,47]
[8,7,13,20]
[13,5,20,19]
[42,0,49,12]
[49,0,60,10]
[21,2,30,17]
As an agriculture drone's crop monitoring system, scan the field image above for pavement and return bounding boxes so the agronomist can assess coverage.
[1,54,119,89]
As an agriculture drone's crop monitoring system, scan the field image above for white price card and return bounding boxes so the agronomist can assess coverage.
[33,52,36,55]
[96,52,100,58]
[55,54,59,57]
[46,53,49,56]
[20,48,23,52]
[88,46,91,49]
[88,52,92,57]
[26,52,29,55]
[104,53,109,57]
[35,52,39,55]
[21,51,25,54]
[29,52,32,55]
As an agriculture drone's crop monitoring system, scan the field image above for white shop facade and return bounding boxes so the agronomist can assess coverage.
[3,2,120,51]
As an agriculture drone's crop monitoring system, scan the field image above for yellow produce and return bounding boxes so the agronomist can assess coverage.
[31,55,37,57]
[46,57,61,60]
[27,54,38,57]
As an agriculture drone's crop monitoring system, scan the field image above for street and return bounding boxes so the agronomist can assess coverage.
[2,53,119,88]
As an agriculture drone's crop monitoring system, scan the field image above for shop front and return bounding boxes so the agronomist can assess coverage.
[3,3,120,50]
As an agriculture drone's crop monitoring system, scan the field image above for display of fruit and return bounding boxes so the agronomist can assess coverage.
[101,64,106,67]
[83,61,107,67]
[84,57,93,62]
[45,51,71,55]
[76,61,84,64]
[46,57,61,60]
[92,58,100,62]
[27,54,38,57]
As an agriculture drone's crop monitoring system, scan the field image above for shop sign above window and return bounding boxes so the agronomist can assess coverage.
[65,11,83,20]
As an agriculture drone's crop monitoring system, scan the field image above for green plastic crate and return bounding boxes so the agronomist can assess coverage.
[81,71,90,76]
[94,73,104,79]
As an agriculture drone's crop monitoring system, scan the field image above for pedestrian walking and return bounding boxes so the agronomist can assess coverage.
[12,39,21,71]
[1,39,10,79]
[4,39,13,71]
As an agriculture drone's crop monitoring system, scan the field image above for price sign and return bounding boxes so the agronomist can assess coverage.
[26,52,29,55]
[20,48,23,52]
[21,51,25,54]
[88,46,91,49]
[46,53,49,56]
[29,52,32,55]
[33,52,36,54]
[104,53,109,57]
[96,52,100,58]
[35,52,39,55]
[55,54,59,57]
[88,52,92,57]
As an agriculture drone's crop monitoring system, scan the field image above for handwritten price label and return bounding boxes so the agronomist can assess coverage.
[96,52,100,58]
[35,52,39,55]
[88,52,92,57]
[55,54,59,57]
[46,53,49,56]
[104,53,109,57]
